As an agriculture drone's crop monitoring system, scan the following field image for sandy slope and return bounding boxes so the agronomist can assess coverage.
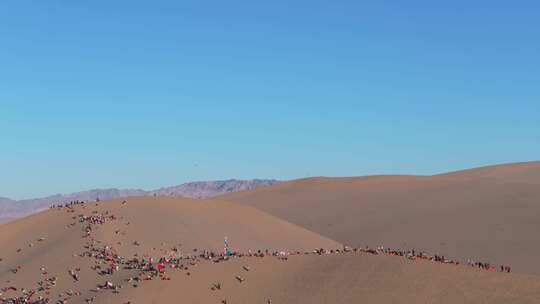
[0,196,339,266]
[1,193,540,303]
[436,161,540,181]
[106,253,540,304]
[222,161,540,274]
[0,197,338,303]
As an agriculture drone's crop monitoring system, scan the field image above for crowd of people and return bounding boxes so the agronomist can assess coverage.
[50,200,86,209]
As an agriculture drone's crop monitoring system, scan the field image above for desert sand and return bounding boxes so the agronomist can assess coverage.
[1,162,540,303]
[223,161,540,275]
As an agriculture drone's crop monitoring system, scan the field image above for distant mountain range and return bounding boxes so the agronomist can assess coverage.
[0,179,280,222]
[148,179,279,198]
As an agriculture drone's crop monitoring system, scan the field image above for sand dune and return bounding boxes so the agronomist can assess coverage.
[2,162,540,303]
[436,161,540,181]
[223,161,540,274]
[0,196,339,259]
[2,196,539,303]
[106,253,540,304]
[0,196,338,303]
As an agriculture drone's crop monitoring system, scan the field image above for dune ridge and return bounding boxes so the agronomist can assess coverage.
[222,161,540,274]
[0,179,279,221]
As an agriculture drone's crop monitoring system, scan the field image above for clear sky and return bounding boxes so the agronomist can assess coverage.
[1,1,539,199]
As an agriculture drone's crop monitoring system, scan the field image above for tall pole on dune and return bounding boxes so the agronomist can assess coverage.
[224,236,229,256]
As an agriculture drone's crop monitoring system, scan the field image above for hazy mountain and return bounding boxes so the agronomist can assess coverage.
[0,197,15,204]
[0,197,17,223]
[149,179,280,198]
[0,189,146,220]
[0,179,280,222]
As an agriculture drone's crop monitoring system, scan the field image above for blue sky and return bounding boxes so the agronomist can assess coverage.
[1,1,539,199]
